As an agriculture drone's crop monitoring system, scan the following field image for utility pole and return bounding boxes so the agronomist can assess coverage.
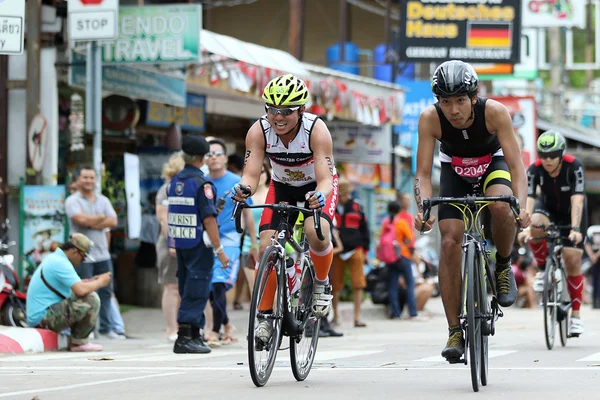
[288,0,305,60]
[339,0,348,63]
[549,27,563,123]
[26,0,42,184]
[585,0,594,86]
[0,56,7,221]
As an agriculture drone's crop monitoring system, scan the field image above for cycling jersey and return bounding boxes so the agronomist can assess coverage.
[527,155,585,215]
[259,112,337,187]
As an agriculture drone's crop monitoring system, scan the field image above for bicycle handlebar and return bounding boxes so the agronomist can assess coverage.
[230,201,325,241]
[421,195,520,234]
[529,223,573,241]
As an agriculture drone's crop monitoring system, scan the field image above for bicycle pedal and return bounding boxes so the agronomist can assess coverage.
[445,357,464,364]
[568,333,580,338]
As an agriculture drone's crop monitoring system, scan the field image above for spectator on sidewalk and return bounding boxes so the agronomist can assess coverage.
[585,225,600,309]
[65,165,123,340]
[331,179,370,328]
[204,138,258,346]
[26,233,109,352]
[156,153,185,341]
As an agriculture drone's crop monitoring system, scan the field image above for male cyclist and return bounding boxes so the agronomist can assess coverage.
[519,131,586,336]
[232,74,338,345]
[414,60,531,363]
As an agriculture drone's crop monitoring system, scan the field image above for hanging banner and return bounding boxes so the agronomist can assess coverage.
[488,95,537,167]
[146,93,206,131]
[21,185,67,289]
[398,0,522,64]
[522,0,586,28]
[330,122,392,165]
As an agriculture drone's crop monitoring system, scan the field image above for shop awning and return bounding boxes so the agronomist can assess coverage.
[200,30,309,77]
[537,119,600,148]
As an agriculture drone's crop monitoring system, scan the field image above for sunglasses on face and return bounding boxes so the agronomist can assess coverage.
[76,249,87,259]
[265,105,300,116]
[205,151,225,158]
[539,151,562,160]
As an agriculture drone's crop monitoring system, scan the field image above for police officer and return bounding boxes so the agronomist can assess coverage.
[168,133,229,354]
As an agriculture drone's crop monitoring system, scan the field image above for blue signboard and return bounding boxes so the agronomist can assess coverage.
[69,51,187,107]
[394,81,436,174]
[146,93,206,132]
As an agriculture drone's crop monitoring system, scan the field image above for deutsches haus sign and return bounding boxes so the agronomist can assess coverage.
[102,4,201,64]
[68,0,118,41]
[398,0,521,64]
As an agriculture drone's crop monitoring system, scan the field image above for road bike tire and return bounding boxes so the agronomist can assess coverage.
[465,242,481,392]
[290,257,321,381]
[558,267,570,347]
[478,252,489,387]
[248,246,284,387]
[543,261,558,350]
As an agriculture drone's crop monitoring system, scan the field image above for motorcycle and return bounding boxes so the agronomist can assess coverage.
[0,219,27,327]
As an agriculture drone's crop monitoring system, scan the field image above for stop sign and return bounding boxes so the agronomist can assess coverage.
[80,0,103,4]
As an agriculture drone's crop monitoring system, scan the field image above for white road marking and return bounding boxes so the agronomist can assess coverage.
[576,352,600,362]
[0,351,118,362]
[414,350,517,362]
[0,372,185,398]
[314,350,383,361]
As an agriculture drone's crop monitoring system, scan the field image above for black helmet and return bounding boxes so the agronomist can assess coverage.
[431,60,479,98]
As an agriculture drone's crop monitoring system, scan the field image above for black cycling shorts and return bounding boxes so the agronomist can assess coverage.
[533,199,588,249]
[438,156,512,221]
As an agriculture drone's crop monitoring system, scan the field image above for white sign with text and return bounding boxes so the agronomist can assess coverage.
[0,0,25,55]
[330,122,392,165]
[69,0,118,41]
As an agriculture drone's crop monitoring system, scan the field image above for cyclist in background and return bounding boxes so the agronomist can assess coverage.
[413,60,531,362]
[519,131,586,336]
[231,74,338,347]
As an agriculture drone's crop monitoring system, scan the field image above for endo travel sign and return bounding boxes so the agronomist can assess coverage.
[103,4,202,64]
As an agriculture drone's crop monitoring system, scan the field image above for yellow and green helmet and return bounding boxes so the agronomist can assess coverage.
[262,74,309,107]
[537,130,566,158]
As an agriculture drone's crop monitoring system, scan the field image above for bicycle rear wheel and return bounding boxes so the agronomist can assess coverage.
[465,242,481,392]
[290,257,320,381]
[543,262,558,350]
[248,246,284,387]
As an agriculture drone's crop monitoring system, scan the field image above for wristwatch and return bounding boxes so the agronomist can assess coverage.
[213,245,224,255]
[572,226,581,233]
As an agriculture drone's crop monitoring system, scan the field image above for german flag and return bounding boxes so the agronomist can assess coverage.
[467,23,511,48]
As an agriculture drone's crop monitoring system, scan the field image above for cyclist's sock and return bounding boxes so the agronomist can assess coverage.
[567,274,584,311]
[254,268,278,311]
[310,242,334,282]
[528,240,547,269]
[495,253,511,270]
[448,325,462,336]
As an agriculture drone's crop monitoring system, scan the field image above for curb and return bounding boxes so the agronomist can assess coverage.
[0,326,68,354]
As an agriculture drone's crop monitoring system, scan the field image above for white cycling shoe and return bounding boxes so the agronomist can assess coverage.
[312,283,333,318]
[255,320,273,347]
[570,317,584,336]
[533,272,544,293]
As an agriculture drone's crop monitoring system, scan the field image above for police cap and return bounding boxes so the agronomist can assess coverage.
[181,133,210,156]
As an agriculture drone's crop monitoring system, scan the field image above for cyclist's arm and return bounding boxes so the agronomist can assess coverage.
[570,158,586,230]
[310,119,335,198]
[525,164,539,218]
[489,100,527,207]
[239,121,266,196]
[414,107,438,213]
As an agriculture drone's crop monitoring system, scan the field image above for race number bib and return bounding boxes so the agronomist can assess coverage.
[451,154,492,180]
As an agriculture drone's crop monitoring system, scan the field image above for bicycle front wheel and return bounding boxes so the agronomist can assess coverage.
[543,262,558,350]
[290,257,320,381]
[478,252,489,387]
[465,242,481,392]
[558,266,570,347]
[248,246,284,387]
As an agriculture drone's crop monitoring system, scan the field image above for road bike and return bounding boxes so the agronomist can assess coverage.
[531,223,573,350]
[421,193,520,392]
[232,201,324,387]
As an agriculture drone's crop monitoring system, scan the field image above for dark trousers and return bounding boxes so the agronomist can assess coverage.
[592,262,600,305]
[176,246,213,330]
[387,256,417,318]
[77,259,114,334]
[210,282,229,333]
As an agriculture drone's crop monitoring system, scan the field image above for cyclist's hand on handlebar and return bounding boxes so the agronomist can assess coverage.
[414,212,435,232]
[518,209,531,229]
[517,229,531,245]
[305,191,326,210]
[231,183,252,202]
[569,229,583,245]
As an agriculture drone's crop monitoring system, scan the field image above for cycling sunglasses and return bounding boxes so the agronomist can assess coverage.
[265,105,300,116]
[538,150,563,160]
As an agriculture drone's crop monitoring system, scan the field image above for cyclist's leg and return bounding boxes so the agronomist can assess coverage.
[528,205,552,269]
[482,157,517,306]
[561,206,587,322]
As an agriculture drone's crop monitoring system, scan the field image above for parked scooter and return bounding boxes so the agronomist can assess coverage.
[0,220,27,327]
